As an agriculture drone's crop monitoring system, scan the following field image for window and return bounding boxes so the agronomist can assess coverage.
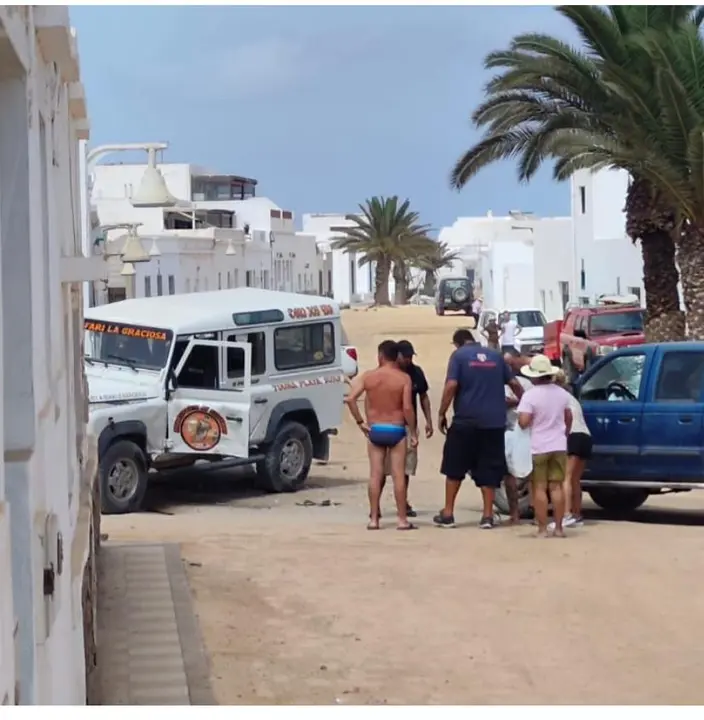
[156,273,163,296]
[579,186,586,214]
[574,315,586,335]
[580,259,586,290]
[234,269,239,287]
[246,270,253,287]
[579,296,590,306]
[218,272,222,290]
[144,276,152,297]
[590,310,643,335]
[655,352,704,402]
[171,338,218,389]
[204,277,209,291]
[509,311,545,327]
[580,354,646,402]
[85,321,173,371]
[107,287,126,304]
[627,286,642,301]
[227,332,266,378]
[616,276,621,294]
[274,322,335,371]
[319,270,324,295]
[185,278,191,293]
[168,275,175,295]
[558,281,570,312]
[298,273,302,292]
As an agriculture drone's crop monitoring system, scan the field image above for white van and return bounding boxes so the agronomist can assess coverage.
[84,288,347,514]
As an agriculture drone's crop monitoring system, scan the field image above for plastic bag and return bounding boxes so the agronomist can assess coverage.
[505,426,532,478]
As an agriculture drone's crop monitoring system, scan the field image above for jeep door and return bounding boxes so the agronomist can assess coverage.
[167,337,251,458]
[640,349,704,480]
[220,329,272,445]
[578,351,647,479]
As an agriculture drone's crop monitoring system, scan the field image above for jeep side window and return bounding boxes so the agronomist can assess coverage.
[172,339,219,389]
[274,322,335,371]
[580,354,646,402]
[654,352,704,402]
[227,332,266,379]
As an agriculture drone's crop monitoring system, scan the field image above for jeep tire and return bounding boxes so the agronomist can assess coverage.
[100,439,149,515]
[256,421,313,493]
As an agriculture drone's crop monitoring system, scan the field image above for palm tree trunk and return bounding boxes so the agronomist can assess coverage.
[422,269,435,296]
[392,261,407,305]
[625,177,684,342]
[640,231,685,342]
[676,226,704,339]
[373,259,391,306]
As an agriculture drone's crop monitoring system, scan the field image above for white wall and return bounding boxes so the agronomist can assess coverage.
[302,213,376,304]
[571,168,644,305]
[0,6,96,704]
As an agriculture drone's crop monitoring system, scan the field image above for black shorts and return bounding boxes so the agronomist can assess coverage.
[440,422,506,488]
[567,432,592,460]
[501,344,518,356]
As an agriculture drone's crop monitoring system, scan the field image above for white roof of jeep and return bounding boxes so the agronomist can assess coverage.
[85,288,341,335]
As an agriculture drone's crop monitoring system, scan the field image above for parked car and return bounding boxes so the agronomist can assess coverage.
[560,303,644,381]
[341,325,359,379]
[496,341,704,518]
[435,277,473,316]
[478,308,547,355]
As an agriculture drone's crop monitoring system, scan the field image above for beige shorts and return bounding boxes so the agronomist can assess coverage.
[383,440,418,477]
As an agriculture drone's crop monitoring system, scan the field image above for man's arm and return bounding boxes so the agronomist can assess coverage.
[415,367,433,438]
[516,393,533,430]
[438,353,460,434]
[344,372,368,430]
[502,358,525,401]
[564,407,573,436]
[402,375,418,446]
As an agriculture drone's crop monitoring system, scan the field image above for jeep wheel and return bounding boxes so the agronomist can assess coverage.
[494,475,533,519]
[451,287,469,304]
[256,421,313,493]
[100,440,149,515]
[588,487,649,516]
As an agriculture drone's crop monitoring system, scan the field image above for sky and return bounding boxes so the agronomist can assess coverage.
[70,5,577,231]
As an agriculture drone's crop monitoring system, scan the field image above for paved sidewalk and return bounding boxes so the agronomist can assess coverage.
[98,542,216,705]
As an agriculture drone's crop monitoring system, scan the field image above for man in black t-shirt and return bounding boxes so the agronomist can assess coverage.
[381,340,433,516]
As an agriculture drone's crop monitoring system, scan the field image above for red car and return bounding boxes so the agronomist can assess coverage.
[559,304,645,380]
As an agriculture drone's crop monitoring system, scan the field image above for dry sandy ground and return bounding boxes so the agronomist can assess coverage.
[103,306,704,705]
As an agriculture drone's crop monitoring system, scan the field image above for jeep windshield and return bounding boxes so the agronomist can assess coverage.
[84,320,174,371]
[590,310,644,335]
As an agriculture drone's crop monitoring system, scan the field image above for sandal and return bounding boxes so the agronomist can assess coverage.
[396,523,418,531]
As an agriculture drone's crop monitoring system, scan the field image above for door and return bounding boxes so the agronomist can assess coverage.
[221,330,272,445]
[167,338,251,458]
[570,315,588,370]
[578,351,647,479]
[640,350,704,480]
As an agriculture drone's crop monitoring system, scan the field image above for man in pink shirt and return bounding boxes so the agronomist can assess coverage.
[517,355,573,537]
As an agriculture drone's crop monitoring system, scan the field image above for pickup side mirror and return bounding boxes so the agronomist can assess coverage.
[574,329,587,339]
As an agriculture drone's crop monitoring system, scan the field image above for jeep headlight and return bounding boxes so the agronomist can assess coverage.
[597,345,617,356]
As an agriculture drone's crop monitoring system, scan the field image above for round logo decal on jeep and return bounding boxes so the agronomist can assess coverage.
[173,406,228,451]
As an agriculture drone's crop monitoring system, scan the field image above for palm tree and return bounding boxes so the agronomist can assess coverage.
[450,5,700,340]
[412,241,462,297]
[331,196,433,305]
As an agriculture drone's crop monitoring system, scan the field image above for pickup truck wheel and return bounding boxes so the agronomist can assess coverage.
[100,440,149,515]
[256,421,313,493]
[588,488,649,516]
[494,476,533,519]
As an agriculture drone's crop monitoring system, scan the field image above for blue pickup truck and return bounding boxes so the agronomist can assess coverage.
[576,341,704,514]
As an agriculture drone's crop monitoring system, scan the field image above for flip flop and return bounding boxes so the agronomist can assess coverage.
[396,523,418,531]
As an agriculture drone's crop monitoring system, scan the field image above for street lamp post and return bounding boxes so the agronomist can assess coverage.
[80,141,176,315]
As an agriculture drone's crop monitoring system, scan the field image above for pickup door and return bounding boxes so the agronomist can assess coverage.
[578,349,649,479]
[640,348,704,480]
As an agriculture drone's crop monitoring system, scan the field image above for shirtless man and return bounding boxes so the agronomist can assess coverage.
[345,339,418,531]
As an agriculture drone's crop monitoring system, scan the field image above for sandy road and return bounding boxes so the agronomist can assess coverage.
[103,305,704,705]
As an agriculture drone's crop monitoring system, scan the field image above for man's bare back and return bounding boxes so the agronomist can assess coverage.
[363,365,412,426]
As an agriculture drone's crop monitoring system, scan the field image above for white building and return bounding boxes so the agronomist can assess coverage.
[90,163,318,301]
[570,168,644,306]
[302,213,379,304]
[438,212,573,319]
[0,6,99,704]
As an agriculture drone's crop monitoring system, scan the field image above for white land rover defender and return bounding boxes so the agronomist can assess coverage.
[84,288,347,514]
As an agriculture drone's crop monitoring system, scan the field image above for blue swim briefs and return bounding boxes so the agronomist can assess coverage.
[368,423,406,448]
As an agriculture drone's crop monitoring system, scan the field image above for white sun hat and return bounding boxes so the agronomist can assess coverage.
[520,353,560,379]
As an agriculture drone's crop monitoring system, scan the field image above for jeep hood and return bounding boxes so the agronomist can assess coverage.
[86,365,162,404]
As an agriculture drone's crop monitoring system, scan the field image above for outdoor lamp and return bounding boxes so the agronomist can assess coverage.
[131,147,177,208]
[119,227,150,264]
[120,262,136,277]
[148,238,161,258]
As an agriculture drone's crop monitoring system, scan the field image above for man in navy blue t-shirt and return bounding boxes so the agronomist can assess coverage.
[435,329,526,529]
